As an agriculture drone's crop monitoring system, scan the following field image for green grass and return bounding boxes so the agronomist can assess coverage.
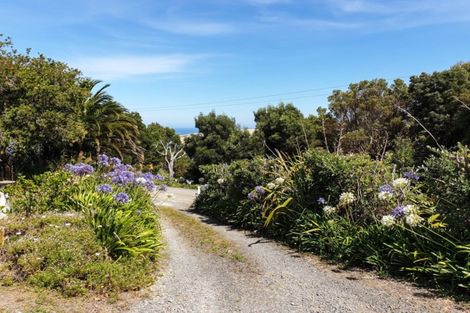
[159,206,245,262]
[0,213,158,297]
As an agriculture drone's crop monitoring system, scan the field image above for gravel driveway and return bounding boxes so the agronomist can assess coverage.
[130,188,465,313]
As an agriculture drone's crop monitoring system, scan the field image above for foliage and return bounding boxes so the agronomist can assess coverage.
[408,63,470,156]
[421,144,470,240]
[184,111,262,179]
[80,81,143,161]
[5,170,76,214]
[0,38,89,174]
[326,79,408,157]
[194,148,470,295]
[254,103,319,155]
[1,154,163,296]
[140,122,181,165]
[0,214,157,296]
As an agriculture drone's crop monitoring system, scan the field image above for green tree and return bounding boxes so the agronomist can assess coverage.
[0,38,89,173]
[80,81,142,162]
[184,111,261,178]
[327,79,408,158]
[254,103,319,155]
[408,63,470,156]
[140,122,180,165]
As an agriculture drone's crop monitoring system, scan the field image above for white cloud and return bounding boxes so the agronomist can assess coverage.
[72,55,202,80]
[147,20,234,36]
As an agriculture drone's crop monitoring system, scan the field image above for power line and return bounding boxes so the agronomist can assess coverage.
[139,92,331,112]
[136,75,411,112]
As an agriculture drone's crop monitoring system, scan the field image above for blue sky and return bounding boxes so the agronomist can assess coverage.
[1,0,470,128]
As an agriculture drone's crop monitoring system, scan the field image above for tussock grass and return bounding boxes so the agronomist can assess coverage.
[159,206,245,262]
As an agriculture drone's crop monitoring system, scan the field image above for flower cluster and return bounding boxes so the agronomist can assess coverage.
[323,205,336,215]
[108,168,135,185]
[318,192,356,217]
[248,186,265,201]
[135,173,157,192]
[338,192,356,207]
[379,172,426,228]
[392,177,409,189]
[381,204,423,227]
[403,171,420,181]
[217,178,225,185]
[5,141,16,157]
[114,192,130,204]
[97,184,112,193]
[64,163,94,176]
[98,154,109,167]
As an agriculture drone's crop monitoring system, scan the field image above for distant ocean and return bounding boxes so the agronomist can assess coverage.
[174,127,198,135]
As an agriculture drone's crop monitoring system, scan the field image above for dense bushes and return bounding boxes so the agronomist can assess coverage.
[194,148,470,295]
[0,154,163,295]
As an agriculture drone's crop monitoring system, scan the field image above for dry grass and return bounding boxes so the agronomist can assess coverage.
[159,206,245,262]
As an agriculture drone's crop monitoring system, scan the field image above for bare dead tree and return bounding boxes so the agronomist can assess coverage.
[156,140,186,179]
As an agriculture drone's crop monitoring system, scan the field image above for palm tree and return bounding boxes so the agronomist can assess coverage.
[80,81,143,161]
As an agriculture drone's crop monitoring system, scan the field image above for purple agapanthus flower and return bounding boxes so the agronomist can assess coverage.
[247,191,257,201]
[141,172,155,181]
[5,142,16,157]
[403,171,420,181]
[391,205,405,218]
[98,154,109,167]
[114,192,130,204]
[97,184,112,193]
[379,184,393,193]
[317,197,327,205]
[155,174,164,181]
[255,186,265,195]
[108,169,135,185]
[144,180,156,192]
[110,157,122,167]
[64,163,94,176]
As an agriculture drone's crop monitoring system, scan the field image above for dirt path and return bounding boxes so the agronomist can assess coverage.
[130,187,465,313]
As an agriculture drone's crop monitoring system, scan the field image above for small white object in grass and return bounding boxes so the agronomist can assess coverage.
[275,177,285,185]
[339,192,356,206]
[64,222,71,227]
[380,215,395,227]
[392,177,409,189]
[136,177,147,184]
[405,214,423,227]
[322,205,336,215]
[266,182,276,190]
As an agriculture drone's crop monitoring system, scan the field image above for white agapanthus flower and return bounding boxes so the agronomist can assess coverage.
[381,215,396,227]
[266,182,276,189]
[339,192,356,206]
[135,177,147,184]
[378,191,393,201]
[403,204,418,216]
[405,214,423,227]
[275,177,285,185]
[217,178,225,185]
[322,205,336,215]
[392,177,409,189]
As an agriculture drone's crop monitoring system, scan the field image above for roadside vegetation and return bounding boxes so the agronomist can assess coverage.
[0,155,163,297]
